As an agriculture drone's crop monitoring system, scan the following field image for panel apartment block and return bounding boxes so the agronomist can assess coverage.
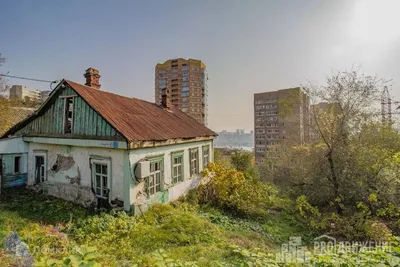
[155,58,208,125]
[254,87,310,164]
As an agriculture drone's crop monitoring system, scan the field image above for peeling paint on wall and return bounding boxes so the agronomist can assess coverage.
[66,167,81,185]
[52,155,75,172]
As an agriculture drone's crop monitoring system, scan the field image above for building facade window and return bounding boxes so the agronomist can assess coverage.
[147,157,163,196]
[171,152,184,184]
[14,156,21,173]
[34,152,47,184]
[202,146,209,168]
[64,97,74,134]
[190,148,199,176]
[92,161,110,199]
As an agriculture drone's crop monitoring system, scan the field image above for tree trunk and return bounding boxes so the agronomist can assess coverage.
[327,148,342,214]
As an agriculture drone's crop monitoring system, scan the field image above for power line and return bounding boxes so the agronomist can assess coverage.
[0,73,56,83]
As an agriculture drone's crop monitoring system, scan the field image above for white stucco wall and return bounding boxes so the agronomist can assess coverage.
[129,139,214,211]
[27,143,125,203]
[0,137,29,154]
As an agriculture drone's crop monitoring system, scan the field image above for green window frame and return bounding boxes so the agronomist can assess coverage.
[202,145,210,169]
[171,151,184,184]
[146,156,164,196]
[190,148,199,176]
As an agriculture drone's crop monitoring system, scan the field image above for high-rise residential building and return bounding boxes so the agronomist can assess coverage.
[155,58,208,125]
[40,90,52,103]
[254,87,310,164]
[9,85,41,101]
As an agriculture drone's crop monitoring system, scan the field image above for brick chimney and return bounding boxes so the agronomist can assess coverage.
[84,67,101,89]
[161,88,171,108]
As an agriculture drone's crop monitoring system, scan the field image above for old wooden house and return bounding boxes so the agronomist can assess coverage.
[0,68,216,213]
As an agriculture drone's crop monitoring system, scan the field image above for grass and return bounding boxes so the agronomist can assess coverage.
[0,187,313,266]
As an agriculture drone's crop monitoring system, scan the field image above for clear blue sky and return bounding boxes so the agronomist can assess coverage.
[1,0,400,131]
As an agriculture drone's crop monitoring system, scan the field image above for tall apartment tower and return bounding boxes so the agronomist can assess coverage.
[155,58,208,125]
[254,87,310,164]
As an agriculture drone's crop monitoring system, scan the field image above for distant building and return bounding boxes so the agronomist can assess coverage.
[215,130,254,149]
[40,90,51,102]
[155,58,208,125]
[236,129,245,135]
[254,87,310,164]
[9,85,41,101]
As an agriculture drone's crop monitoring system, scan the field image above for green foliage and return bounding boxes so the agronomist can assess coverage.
[230,150,258,179]
[0,96,12,135]
[196,163,278,216]
[36,245,103,267]
[69,204,223,264]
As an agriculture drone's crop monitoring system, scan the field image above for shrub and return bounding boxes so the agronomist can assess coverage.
[196,163,277,216]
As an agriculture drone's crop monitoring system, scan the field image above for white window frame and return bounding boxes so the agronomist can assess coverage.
[91,159,111,199]
[202,146,210,169]
[190,148,199,176]
[171,152,184,184]
[34,152,47,183]
[147,157,163,196]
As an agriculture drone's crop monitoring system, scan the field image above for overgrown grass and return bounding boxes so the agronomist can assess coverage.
[0,188,311,266]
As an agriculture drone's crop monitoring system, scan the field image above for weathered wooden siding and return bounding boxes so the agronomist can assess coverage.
[15,86,120,139]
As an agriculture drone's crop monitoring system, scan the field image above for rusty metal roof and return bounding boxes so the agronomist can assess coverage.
[65,80,216,142]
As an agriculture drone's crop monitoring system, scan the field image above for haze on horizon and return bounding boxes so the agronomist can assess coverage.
[1,0,400,132]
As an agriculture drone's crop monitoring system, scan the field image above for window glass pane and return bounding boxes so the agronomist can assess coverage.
[156,184,161,192]
[96,164,101,174]
[102,165,107,175]
[96,175,101,186]
[96,188,101,195]
[103,176,107,188]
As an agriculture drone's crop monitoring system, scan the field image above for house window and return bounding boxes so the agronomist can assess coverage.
[190,148,199,176]
[147,158,163,196]
[64,97,74,134]
[34,153,47,184]
[202,146,210,168]
[92,162,109,199]
[172,152,184,184]
[14,156,21,173]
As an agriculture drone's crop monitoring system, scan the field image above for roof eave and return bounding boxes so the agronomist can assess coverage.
[129,136,216,149]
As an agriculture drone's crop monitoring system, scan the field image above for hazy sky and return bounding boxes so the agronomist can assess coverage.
[1,0,400,132]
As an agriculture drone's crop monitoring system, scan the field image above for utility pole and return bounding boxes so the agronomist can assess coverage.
[381,86,400,125]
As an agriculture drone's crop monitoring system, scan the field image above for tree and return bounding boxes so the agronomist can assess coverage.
[265,70,398,215]
[0,54,12,135]
[230,150,258,179]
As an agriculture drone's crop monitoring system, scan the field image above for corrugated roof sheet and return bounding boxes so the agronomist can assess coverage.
[65,80,216,142]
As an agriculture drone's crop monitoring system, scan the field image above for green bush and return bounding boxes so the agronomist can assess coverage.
[194,163,279,216]
[68,205,222,264]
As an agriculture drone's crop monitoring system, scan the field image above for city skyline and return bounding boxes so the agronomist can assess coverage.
[1,0,400,132]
